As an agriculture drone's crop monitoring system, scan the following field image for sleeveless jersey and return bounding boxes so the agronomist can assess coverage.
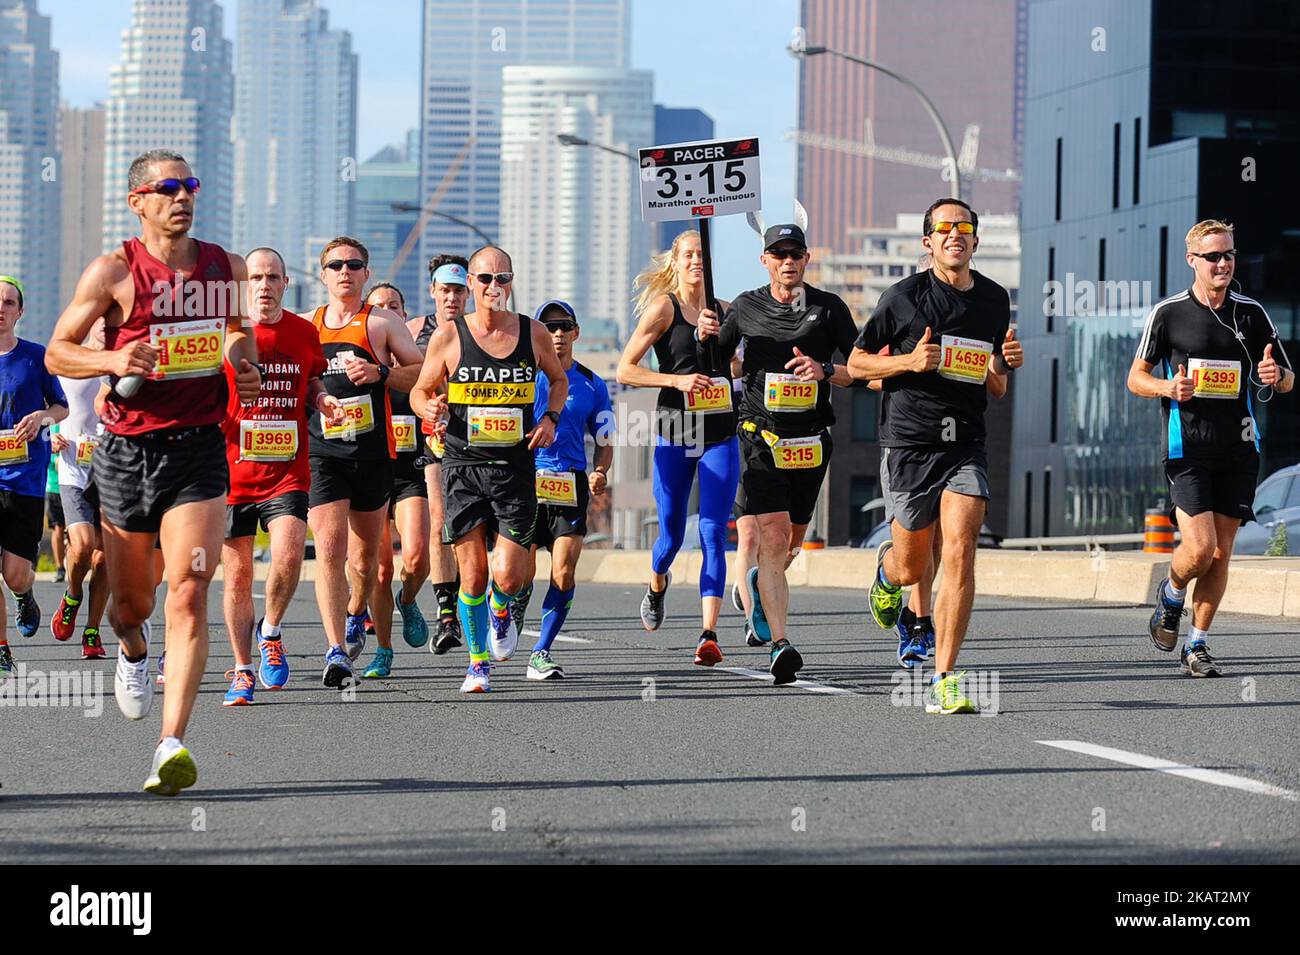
[102,237,234,436]
[443,314,537,470]
[652,293,736,446]
[307,304,395,460]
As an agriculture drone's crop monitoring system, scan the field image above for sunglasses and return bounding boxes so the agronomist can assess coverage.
[931,220,976,235]
[767,247,807,261]
[1190,251,1236,263]
[543,321,577,333]
[323,259,367,272]
[475,272,514,286]
[130,177,201,197]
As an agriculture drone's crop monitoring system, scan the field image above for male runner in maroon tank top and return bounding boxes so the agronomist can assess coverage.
[47,149,262,796]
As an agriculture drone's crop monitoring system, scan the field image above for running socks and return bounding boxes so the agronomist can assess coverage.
[516,583,534,619]
[877,563,900,592]
[1163,578,1186,602]
[458,590,489,662]
[434,580,458,620]
[489,581,512,617]
[1187,625,1209,648]
[534,586,574,653]
[899,606,917,631]
[261,620,281,639]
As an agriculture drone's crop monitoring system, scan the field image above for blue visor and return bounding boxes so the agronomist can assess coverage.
[534,299,576,323]
[432,263,468,286]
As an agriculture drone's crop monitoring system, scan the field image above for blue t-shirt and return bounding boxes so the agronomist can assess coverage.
[0,339,68,498]
[534,361,613,473]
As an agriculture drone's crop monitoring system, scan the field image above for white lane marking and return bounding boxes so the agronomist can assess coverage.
[522,628,592,644]
[718,665,861,696]
[1037,740,1300,802]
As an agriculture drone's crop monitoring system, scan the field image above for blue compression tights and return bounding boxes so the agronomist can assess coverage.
[650,436,740,599]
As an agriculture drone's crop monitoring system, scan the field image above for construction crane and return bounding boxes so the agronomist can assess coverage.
[786,120,1021,183]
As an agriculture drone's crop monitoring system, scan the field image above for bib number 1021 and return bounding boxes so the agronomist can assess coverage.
[656,161,747,199]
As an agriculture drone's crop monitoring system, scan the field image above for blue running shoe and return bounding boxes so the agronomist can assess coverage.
[769,639,803,686]
[746,566,772,644]
[896,620,925,669]
[222,668,256,706]
[918,618,936,657]
[362,646,393,678]
[1147,579,1184,652]
[397,592,429,649]
[345,611,368,661]
[322,645,353,688]
[14,589,39,638]
[257,620,289,690]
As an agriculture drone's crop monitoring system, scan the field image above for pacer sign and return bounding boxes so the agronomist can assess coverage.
[639,138,762,222]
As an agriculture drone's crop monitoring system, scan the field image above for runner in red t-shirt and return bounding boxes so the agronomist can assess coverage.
[47,149,262,796]
[219,248,343,706]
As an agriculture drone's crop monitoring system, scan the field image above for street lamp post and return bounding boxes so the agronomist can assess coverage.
[389,203,495,248]
[789,43,962,201]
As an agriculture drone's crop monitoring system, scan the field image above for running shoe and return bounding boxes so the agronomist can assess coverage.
[51,592,80,641]
[257,622,289,689]
[322,645,353,689]
[769,639,803,686]
[745,624,764,648]
[345,611,368,661]
[868,539,903,630]
[489,604,519,661]
[0,644,13,676]
[156,651,166,686]
[640,570,671,631]
[143,738,198,797]
[1181,642,1221,678]
[54,567,66,584]
[526,649,565,681]
[362,646,393,679]
[1147,579,1185,652]
[115,620,153,720]
[917,617,936,657]
[431,615,462,655]
[746,567,771,643]
[222,669,256,706]
[81,627,106,660]
[397,593,429,649]
[14,590,39,638]
[459,660,491,693]
[694,630,724,667]
[896,619,926,669]
[731,581,744,612]
[925,672,978,715]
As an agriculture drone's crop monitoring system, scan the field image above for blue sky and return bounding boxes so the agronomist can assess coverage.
[40,0,797,294]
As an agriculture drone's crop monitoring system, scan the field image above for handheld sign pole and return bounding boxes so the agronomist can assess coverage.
[698,216,721,371]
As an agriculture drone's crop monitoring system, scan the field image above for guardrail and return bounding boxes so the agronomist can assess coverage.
[998,532,1180,550]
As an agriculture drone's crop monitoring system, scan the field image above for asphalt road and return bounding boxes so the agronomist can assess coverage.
[2,576,1298,864]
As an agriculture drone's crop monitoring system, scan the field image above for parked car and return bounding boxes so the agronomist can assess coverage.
[1234,464,1300,555]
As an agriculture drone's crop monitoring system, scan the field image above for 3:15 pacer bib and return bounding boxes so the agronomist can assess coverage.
[1188,358,1241,399]
[239,419,298,462]
[764,373,817,412]
[468,406,523,446]
[762,431,823,470]
[938,335,993,385]
[686,377,732,414]
[535,469,578,506]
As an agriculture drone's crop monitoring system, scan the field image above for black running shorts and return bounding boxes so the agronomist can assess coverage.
[94,425,228,534]
[442,462,536,546]
[226,490,309,539]
[308,454,394,512]
[738,426,832,526]
[1166,455,1259,525]
[534,468,589,550]
[0,491,45,563]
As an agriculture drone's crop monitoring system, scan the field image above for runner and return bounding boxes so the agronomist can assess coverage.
[46,149,262,792]
[411,255,470,655]
[849,197,1022,714]
[618,231,738,667]
[1127,219,1293,677]
[49,319,111,659]
[513,300,614,680]
[354,281,431,679]
[0,274,69,675]
[307,237,425,689]
[410,246,567,693]
[697,223,860,684]
[220,248,343,705]
[45,448,66,581]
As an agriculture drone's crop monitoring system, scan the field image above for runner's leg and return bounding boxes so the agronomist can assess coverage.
[1188,513,1240,633]
[264,513,306,630]
[696,437,740,633]
[371,520,396,649]
[755,511,793,644]
[308,500,351,652]
[931,491,984,675]
[221,535,256,668]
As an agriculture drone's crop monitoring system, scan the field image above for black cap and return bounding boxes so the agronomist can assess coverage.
[763,224,807,251]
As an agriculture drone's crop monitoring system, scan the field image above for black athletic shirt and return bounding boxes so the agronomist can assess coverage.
[856,269,1011,449]
[1135,288,1290,462]
[415,313,440,352]
[651,294,737,446]
[443,314,537,471]
[704,283,859,437]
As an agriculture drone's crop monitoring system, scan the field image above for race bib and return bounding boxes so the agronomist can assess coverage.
[322,394,375,439]
[468,406,523,446]
[149,319,226,380]
[75,434,99,467]
[421,417,446,458]
[536,469,578,506]
[239,419,298,462]
[391,415,417,453]
[938,335,993,384]
[448,380,535,406]
[0,429,28,465]
[1188,358,1241,399]
[764,373,817,412]
[763,431,824,470]
[686,377,733,415]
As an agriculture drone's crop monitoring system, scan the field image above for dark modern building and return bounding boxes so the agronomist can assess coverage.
[1012,0,1300,536]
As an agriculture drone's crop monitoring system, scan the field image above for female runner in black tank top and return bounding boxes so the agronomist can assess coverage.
[617,229,740,664]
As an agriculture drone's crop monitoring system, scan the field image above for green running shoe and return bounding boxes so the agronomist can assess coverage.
[526,649,565,681]
[868,539,903,629]
[362,646,393,679]
[925,671,978,715]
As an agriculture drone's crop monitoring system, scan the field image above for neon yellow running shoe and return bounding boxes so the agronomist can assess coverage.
[143,739,198,796]
[925,671,978,715]
[868,540,903,629]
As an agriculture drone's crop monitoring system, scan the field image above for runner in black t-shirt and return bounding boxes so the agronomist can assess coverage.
[849,198,1022,714]
[697,223,859,685]
[1128,219,1293,677]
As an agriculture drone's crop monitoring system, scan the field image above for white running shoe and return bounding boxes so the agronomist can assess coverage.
[459,661,492,693]
[143,737,198,797]
[115,619,153,721]
[489,606,519,661]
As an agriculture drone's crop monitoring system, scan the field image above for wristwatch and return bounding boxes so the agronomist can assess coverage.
[377,363,390,383]
[821,361,835,380]
[543,409,562,426]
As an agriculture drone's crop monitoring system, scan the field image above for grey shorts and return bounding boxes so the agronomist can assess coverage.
[881,446,989,532]
[60,481,101,530]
